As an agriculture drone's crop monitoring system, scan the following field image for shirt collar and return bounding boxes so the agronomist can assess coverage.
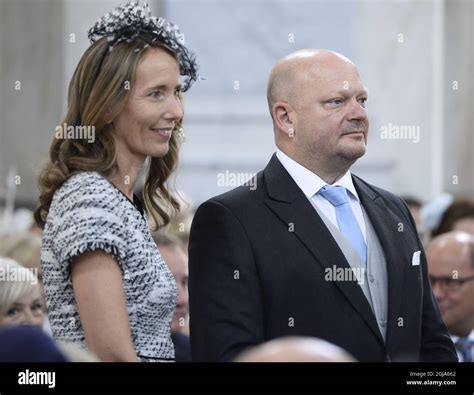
[451,330,474,343]
[276,149,360,201]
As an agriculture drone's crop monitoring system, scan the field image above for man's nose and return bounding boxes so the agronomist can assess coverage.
[346,98,368,121]
[431,282,446,302]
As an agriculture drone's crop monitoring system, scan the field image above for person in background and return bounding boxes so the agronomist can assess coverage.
[0,257,45,329]
[401,196,423,232]
[154,232,191,362]
[162,193,195,249]
[0,232,52,335]
[427,231,474,362]
[0,325,67,362]
[235,336,356,362]
[0,232,42,282]
[432,199,474,237]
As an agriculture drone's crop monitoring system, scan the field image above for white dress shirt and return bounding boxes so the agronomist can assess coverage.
[276,149,367,242]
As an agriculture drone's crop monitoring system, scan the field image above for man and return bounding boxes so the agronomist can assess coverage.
[427,231,474,362]
[154,232,191,362]
[188,49,457,362]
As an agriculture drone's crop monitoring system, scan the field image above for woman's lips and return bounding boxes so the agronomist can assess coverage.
[150,128,172,138]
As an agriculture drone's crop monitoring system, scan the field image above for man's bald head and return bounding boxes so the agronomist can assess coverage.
[426,231,474,336]
[234,336,356,362]
[428,231,474,270]
[266,49,356,119]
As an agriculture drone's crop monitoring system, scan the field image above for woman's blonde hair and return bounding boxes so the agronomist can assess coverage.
[0,232,41,270]
[0,257,41,317]
[34,35,181,230]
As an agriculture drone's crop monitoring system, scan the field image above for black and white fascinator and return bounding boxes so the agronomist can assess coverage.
[88,0,198,91]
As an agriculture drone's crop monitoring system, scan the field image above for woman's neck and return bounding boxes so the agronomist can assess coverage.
[109,153,146,201]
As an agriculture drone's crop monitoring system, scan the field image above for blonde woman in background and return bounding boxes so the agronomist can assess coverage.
[0,257,44,328]
[0,232,52,334]
[0,232,42,285]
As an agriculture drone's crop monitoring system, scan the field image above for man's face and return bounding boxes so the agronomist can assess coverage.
[291,59,369,169]
[427,242,474,335]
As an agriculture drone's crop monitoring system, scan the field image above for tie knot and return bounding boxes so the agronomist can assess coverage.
[319,185,349,207]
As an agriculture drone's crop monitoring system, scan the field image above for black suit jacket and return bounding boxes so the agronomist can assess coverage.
[188,154,457,362]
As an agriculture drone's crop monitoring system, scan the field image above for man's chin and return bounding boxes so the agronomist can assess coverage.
[441,313,461,332]
[340,146,366,162]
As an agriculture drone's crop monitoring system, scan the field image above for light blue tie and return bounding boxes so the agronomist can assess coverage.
[455,337,473,362]
[319,185,367,263]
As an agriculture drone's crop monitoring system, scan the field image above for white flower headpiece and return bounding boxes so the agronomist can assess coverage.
[88,0,198,91]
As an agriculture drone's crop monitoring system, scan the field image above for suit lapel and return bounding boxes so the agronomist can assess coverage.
[263,155,385,345]
[352,176,406,350]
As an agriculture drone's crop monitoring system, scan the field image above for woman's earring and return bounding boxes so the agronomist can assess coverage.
[177,126,186,143]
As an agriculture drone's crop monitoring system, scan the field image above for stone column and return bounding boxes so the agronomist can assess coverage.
[0,0,64,207]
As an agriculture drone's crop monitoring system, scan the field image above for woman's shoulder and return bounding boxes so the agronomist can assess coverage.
[44,171,130,267]
[62,171,110,192]
[56,171,113,196]
[51,171,121,214]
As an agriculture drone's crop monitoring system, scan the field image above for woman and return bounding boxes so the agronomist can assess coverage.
[34,1,198,362]
[0,231,52,334]
[0,257,45,328]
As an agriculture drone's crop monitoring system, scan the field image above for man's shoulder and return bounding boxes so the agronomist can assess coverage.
[352,174,408,212]
[198,171,266,212]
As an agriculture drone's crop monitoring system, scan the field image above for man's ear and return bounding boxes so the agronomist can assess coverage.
[272,101,295,139]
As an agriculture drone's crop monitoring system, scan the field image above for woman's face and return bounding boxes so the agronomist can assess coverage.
[0,287,45,328]
[113,47,183,164]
